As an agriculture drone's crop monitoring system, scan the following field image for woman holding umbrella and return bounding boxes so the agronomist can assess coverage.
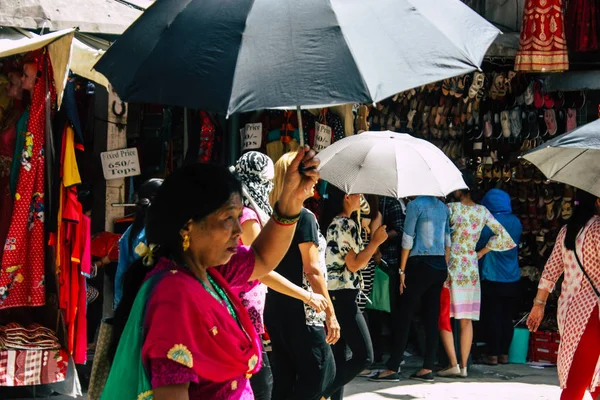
[103,148,320,400]
[527,190,600,400]
[321,185,387,400]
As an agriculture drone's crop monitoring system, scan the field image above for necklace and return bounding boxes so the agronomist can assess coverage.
[200,274,238,322]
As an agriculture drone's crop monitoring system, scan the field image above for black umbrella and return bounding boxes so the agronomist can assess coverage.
[95,0,498,118]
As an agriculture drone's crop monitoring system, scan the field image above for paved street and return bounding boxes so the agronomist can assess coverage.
[5,357,583,400]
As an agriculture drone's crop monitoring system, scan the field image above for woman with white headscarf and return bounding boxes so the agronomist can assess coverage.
[233,151,328,400]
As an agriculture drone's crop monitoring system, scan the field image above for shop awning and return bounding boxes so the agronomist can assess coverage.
[0,0,141,35]
[0,27,75,107]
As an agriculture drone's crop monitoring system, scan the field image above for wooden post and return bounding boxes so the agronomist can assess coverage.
[104,86,128,233]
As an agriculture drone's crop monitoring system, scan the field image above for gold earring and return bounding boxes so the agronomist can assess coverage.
[182,235,190,252]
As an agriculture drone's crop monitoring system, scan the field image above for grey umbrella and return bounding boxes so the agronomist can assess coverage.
[95,0,499,119]
[523,119,600,198]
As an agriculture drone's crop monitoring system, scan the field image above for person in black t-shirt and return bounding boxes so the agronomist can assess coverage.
[264,152,340,400]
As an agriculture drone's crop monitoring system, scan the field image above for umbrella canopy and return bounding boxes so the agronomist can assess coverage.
[316,131,467,198]
[523,119,600,198]
[95,0,499,115]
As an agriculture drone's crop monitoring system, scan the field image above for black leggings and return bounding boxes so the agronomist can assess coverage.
[387,258,447,372]
[482,280,520,356]
[266,316,335,400]
[250,342,273,400]
[324,289,373,400]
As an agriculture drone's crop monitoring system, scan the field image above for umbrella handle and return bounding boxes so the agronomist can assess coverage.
[297,105,304,147]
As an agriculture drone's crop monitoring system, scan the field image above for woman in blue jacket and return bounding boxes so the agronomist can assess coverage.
[477,189,523,365]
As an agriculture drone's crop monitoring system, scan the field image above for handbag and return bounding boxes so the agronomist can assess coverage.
[366,260,392,313]
[573,244,600,298]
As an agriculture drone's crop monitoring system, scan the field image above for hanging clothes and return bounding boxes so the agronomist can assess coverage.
[307,108,345,149]
[0,52,55,309]
[56,125,87,364]
[0,124,16,263]
[515,0,569,72]
[565,0,599,52]
[197,111,215,163]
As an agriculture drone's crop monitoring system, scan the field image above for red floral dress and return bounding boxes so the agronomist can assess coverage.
[515,0,569,72]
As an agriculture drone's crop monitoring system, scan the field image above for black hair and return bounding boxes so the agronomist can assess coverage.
[365,194,380,219]
[129,178,164,249]
[564,189,598,251]
[320,184,348,236]
[110,164,242,361]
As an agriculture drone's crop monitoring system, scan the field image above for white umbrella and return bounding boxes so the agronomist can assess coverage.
[523,119,600,198]
[316,131,467,198]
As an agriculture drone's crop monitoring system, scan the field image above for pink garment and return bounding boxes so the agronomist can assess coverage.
[73,215,91,364]
[144,248,259,399]
[539,216,600,392]
[236,207,267,334]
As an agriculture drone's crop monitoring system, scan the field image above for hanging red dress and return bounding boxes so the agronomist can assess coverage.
[0,52,56,309]
[0,124,16,263]
[565,0,599,52]
[515,0,569,72]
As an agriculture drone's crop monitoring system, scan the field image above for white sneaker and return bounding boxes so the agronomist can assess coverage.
[437,365,461,377]
[460,367,468,378]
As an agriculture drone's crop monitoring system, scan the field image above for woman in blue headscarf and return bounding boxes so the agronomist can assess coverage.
[477,188,522,365]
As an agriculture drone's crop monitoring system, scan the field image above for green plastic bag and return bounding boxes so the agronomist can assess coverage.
[366,260,391,313]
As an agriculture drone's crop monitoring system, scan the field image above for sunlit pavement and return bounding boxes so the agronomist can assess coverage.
[344,361,579,400]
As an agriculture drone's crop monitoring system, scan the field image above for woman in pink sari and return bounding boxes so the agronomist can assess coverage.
[104,148,320,400]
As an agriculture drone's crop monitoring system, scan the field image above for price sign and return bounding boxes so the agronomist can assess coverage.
[315,122,332,152]
[241,123,262,151]
[100,148,141,180]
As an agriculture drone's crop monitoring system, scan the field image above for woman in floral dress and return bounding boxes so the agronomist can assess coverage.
[439,182,515,378]
[528,190,600,400]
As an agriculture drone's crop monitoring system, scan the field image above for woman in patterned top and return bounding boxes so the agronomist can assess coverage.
[527,190,600,400]
[321,185,387,400]
[233,151,328,400]
[104,148,320,400]
[439,174,516,379]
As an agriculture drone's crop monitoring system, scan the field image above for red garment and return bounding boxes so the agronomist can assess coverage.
[72,215,91,364]
[515,0,569,72]
[565,0,599,52]
[0,124,16,263]
[438,286,452,332]
[142,252,262,399]
[90,232,121,262]
[197,111,215,164]
[0,52,55,309]
[561,305,600,400]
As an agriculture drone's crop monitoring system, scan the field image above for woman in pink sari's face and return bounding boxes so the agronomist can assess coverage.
[7,71,23,100]
[182,193,244,270]
[21,63,37,93]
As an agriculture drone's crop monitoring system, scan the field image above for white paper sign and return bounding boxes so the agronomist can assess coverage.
[315,122,332,152]
[241,123,262,151]
[100,148,141,180]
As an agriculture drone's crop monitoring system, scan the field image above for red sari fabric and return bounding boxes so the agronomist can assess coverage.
[0,124,16,263]
[142,249,262,399]
[0,52,55,309]
[565,0,599,52]
[515,0,569,72]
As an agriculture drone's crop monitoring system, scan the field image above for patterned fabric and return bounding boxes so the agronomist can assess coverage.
[446,203,516,320]
[0,52,55,309]
[326,216,365,291]
[236,207,267,334]
[565,0,599,52]
[234,151,274,226]
[142,252,262,398]
[0,349,68,386]
[197,111,216,164]
[538,216,600,392]
[303,229,328,326]
[515,0,569,72]
[0,123,16,263]
[379,197,405,268]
